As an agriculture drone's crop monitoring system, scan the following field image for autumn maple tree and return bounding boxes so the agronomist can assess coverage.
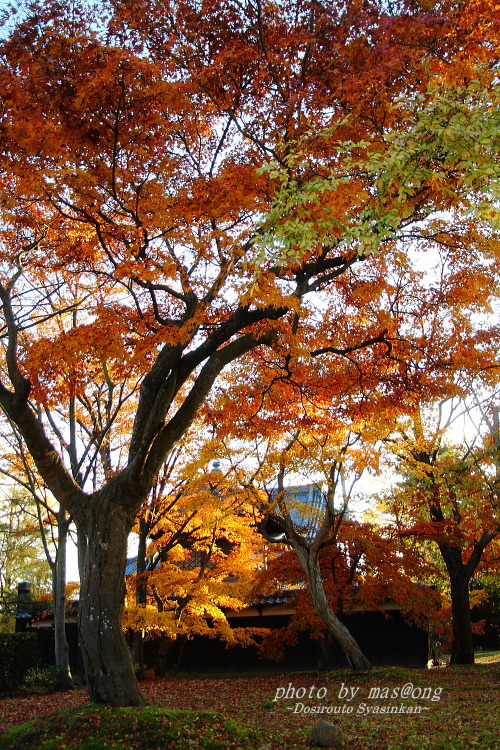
[124,437,265,677]
[0,275,141,690]
[0,0,499,705]
[202,386,442,670]
[381,396,500,664]
[255,515,442,666]
[201,229,500,668]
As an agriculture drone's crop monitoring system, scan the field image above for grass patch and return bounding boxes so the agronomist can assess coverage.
[474,649,500,664]
[0,705,258,750]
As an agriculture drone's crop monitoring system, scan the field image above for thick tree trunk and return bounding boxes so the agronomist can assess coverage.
[296,546,371,670]
[52,510,75,690]
[440,546,475,664]
[449,574,474,664]
[77,499,146,706]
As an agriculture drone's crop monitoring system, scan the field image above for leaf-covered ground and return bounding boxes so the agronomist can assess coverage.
[1,661,499,749]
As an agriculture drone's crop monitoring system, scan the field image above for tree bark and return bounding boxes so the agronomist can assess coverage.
[448,573,474,664]
[440,546,474,665]
[153,634,176,677]
[295,545,371,670]
[52,509,75,690]
[132,526,148,680]
[77,495,146,706]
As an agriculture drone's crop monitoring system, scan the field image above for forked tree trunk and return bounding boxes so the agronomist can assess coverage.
[295,546,371,670]
[77,497,146,706]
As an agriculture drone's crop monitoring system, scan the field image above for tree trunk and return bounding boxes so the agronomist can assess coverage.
[132,630,145,680]
[153,634,176,677]
[440,546,474,664]
[296,545,371,670]
[317,630,335,670]
[132,525,148,679]
[52,509,75,690]
[449,574,474,664]
[77,497,146,706]
[149,582,175,676]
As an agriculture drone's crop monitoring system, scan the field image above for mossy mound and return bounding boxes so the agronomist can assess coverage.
[0,705,259,750]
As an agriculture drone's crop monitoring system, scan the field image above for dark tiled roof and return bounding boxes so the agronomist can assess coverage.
[253,589,300,607]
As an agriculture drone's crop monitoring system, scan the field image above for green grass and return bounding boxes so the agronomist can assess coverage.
[0,706,258,750]
[474,649,500,664]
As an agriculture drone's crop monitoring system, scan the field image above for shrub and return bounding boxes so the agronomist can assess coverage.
[23,665,68,693]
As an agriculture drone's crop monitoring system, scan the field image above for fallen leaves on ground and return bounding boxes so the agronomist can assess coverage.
[1,662,499,749]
